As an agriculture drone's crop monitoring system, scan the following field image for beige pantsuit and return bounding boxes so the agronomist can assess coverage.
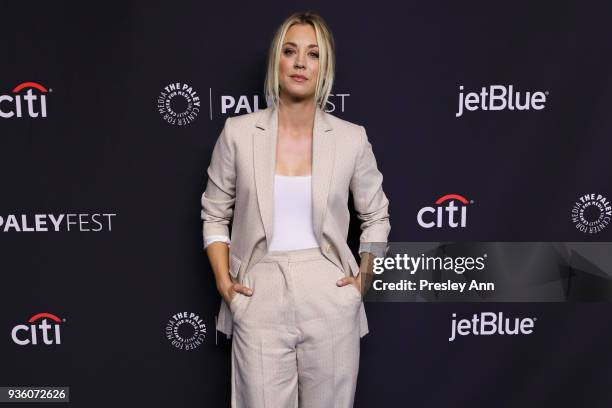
[201,105,391,407]
[230,247,362,408]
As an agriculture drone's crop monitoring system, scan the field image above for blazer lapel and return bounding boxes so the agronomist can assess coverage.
[253,105,335,250]
[311,107,335,243]
[253,106,277,250]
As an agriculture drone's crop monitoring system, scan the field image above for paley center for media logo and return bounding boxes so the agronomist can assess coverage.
[417,193,473,229]
[11,312,65,346]
[455,85,548,117]
[165,312,207,350]
[0,81,50,119]
[0,213,116,232]
[571,193,611,234]
[448,312,536,342]
[157,82,201,126]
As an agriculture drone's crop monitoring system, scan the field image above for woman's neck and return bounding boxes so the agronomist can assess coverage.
[277,97,316,137]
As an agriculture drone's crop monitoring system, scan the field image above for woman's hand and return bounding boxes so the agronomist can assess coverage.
[336,252,377,298]
[218,279,253,306]
[336,275,362,297]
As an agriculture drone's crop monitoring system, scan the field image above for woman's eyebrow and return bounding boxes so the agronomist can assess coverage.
[282,41,319,48]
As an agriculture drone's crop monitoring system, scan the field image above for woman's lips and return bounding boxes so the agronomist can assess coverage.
[290,75,307,82]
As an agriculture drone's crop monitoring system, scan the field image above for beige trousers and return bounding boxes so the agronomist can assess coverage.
[229,247,363,408]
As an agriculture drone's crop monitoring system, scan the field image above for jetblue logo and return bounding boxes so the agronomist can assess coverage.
[449,312,536,342]
[456,85,548,118]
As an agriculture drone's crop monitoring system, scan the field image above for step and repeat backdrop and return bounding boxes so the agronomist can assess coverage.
[2,1,612,407]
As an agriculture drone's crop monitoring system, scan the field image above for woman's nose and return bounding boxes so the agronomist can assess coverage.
[295,51,306,68]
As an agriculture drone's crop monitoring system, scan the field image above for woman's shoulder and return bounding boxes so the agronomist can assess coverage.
[217,109,267,146]
[223,108,265,130]
[322,109,361,128]
[322,110,367,145]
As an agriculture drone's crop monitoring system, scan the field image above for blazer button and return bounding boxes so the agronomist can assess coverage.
[325,244,331,252]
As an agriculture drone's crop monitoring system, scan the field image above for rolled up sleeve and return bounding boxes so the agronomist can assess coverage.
[201,118,236,244]
[203,234,231,249]
[350,126,391,258]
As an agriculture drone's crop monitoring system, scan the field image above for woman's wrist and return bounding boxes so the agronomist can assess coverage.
[217,277,233,297]
[359,252,375,273]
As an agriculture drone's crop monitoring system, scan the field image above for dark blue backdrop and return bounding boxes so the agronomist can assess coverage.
[1,1,611,406]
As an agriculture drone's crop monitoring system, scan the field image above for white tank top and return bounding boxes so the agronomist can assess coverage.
[267,174,320,251]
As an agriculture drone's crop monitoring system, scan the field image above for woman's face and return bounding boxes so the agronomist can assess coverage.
[278,23,320,103]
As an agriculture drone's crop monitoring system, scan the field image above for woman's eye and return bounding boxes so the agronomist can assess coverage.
[309,52,319,58]
[283,48,295,55]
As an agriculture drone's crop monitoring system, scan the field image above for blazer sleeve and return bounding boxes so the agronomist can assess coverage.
[350,126,391,258]
[201,117,236,244]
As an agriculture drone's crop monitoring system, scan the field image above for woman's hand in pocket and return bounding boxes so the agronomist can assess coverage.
[219,280,253,307]
[336,274,362,298]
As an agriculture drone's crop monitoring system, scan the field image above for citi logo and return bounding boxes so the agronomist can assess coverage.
[0,82,50,119]
[449,312,536,342]
[456,85,548,118]
[11,312,64,346]
[417,194,472,228]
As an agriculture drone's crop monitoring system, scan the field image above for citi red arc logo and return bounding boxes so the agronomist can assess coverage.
[11,312,64,345]
[0,81,49,118]
[417,194,473,228]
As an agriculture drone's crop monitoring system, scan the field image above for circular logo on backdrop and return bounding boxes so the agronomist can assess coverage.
[165,312,207,350]
[157,82,201,126]
[571,193,612,234]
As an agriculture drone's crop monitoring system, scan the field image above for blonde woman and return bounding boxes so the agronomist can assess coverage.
[201,11,390,407]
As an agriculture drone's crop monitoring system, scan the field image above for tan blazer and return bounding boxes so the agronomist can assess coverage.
[201,105,391,337]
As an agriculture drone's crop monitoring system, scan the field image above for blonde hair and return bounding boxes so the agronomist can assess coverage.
[264,12,336,110]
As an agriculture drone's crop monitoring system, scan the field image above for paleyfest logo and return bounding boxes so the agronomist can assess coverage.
[157,82,200,126]
[219,92,351,115]
[0,81,50,119]
[571,193,611,234]
[165,312,207,350]
[0,213,116,232]
[11,312,65,346]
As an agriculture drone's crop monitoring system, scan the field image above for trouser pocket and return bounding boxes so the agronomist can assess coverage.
[314,258,362,305]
